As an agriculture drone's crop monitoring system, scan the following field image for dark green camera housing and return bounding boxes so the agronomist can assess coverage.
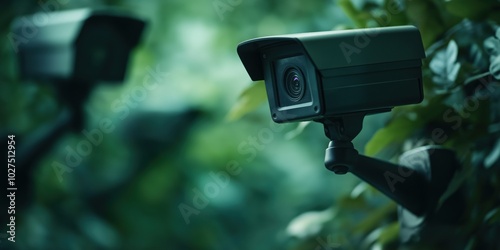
[237,25,426,123]
[12,8,146,84]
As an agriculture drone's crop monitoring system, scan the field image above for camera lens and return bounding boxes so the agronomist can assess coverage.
[284,67,305,102]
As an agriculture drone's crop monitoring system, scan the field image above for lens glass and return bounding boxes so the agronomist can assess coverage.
[284,67,305,102]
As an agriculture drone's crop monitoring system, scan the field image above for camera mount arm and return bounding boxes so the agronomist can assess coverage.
[324,140,428,216]
[321,115,460,218]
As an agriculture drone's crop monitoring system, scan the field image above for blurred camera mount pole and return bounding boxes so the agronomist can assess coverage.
[17,80,92,172]
[13,7,146,172]
[320,114,463,242]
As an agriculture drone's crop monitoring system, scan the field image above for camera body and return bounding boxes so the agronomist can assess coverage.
[11,8,145,83]
[237,26,426,122]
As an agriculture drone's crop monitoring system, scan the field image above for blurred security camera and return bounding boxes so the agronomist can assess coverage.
[237,26,426,123]
[11,8,146,84]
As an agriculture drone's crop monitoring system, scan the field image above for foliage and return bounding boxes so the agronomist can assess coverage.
[226,81,267,121]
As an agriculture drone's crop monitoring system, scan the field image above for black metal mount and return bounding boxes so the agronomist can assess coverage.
[320,115,463,242]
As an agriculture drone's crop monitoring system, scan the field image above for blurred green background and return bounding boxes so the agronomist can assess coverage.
[1,0,500,249]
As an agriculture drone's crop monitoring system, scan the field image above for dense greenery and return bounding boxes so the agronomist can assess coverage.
[1,0,499,249]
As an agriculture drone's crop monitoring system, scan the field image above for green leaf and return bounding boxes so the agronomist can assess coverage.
[445,0,498,20]
[489,56,500,80]
[337,195,368,210]
[484,139,500,168]
[353,202,397,234]
[484,35,500,58]
[364,116,417,157]
[430,50,446,75]
[485,30,500,80]
[430,40,461,87]
[447,41,460,82]
[436,163,473,210]
[338,0,371,27]
[484,207,500,225]
[446,40,459,69]
[286,209,335,239]
[362,222,399,248]
[469,43,487,69]
[365,93,450,157]
[226,81,267,121]
[406,0,446,47]
[377,222,400,245]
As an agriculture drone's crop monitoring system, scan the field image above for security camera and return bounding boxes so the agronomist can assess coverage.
[237,25,426,123]
[11,8,146,83]
[236,27,465,241]
[10,8,146,134]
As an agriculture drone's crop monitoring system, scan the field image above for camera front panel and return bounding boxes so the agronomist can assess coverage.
[261,43,322,123]
[274,55,313,108]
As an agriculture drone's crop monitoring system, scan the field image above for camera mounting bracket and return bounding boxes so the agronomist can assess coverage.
[321,113,365,142]
[320,116,463,243]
